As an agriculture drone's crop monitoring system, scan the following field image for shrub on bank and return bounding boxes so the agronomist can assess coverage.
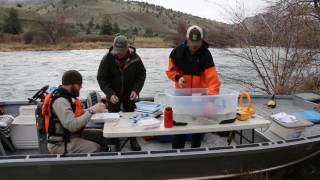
[23,31,51,44]
[73,35,114,43]
[0,33,23,43]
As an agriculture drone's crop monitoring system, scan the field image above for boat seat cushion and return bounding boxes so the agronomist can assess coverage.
[294,110,320,124]
[0,115,14,138]
[0,115,14,128]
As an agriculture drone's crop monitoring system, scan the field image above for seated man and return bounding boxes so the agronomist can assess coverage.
[166,25,221,149]
[44,70,106,154]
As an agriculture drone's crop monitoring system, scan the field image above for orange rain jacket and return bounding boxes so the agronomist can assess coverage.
[166,41,221,95]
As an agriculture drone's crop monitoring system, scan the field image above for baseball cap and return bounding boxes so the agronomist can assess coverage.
[111,35,128,55]
[186,25,204,46]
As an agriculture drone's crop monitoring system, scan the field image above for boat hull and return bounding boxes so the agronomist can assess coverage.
[1,96,320,179]
[0,137,319,179]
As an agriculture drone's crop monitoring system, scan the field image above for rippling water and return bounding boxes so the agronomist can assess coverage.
[0,48,259,101]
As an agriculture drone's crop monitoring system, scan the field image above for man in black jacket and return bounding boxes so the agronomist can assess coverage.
[97,35,146,151]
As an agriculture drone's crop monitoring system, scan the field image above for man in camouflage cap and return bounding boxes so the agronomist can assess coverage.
[97,35,146,151]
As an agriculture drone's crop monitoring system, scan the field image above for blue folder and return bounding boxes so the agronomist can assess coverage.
[294,110,320,124]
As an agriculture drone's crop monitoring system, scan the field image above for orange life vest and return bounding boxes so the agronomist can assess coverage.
[41,91,84,134]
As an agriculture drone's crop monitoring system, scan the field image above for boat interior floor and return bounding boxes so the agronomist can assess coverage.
[6,133,233,156]
[253,97,320,140]
[3,95,320,156]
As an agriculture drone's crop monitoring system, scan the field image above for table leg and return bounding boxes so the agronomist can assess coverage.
[235,129,255,144]
[227,131,235,145]
[0,140,6,156]
[1,136,15,152]
[251,129,255,143]
[120,138,129,151]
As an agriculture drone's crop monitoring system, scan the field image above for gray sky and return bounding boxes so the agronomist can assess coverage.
[133,0,270,23]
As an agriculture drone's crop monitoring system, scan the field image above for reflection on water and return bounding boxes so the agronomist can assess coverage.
[0,48,258,101]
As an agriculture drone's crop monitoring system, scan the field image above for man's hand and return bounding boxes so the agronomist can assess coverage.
[314,104,320,112]
[110,95,119,104]
[130,91,138,101]
[178,77,185,88]
[90,103,106,114]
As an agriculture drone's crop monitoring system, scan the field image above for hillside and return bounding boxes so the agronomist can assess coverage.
[0,0,228,36]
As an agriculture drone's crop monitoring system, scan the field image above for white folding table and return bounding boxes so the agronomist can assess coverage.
[102,113,271,140]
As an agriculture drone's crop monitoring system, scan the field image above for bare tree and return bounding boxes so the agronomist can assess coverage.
[298,0,320,21]
[206,24,237,48]
[172,19,187,45]
[36,16,72,44]
[224,0,320,95]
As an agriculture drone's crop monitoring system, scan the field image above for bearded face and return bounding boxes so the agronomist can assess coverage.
[70,84,81,97]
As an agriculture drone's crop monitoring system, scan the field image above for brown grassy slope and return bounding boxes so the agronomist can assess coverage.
[0,0,228,36]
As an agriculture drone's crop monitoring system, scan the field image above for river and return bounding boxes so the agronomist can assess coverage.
[0,48,259,101]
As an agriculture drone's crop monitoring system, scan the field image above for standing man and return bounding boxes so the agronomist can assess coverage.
[166,25,221,149]
[97,35,146,151]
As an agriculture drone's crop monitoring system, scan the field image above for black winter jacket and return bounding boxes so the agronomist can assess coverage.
[97,47,146,100]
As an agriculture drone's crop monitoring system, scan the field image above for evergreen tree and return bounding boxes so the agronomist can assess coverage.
[112,22,120,33]
[85,17,95,34]
[87,17,95,29]
[3,8,22,34]
[86,27,91,34]
[78,22,85,30]
[144,28,154,37]
[133,27,139,35]
[99,17,113,35]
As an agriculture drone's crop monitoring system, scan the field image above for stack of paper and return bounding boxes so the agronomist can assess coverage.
[91,113,120,123]
[136,101,161,113]
[271,112,298,123]
[137,117,161,130]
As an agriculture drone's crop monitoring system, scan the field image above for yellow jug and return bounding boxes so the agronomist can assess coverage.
[238,92,256,121]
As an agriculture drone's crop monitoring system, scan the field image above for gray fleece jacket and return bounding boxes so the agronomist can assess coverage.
[52,97,92,133]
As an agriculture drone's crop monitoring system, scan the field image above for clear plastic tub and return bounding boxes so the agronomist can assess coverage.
[165,88,239,121]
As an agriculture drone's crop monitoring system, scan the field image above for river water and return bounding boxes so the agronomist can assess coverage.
[0,48,260,101]
[1,48,320,178]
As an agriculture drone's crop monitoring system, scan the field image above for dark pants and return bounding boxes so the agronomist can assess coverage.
[172,133,205,149]
[108,100,136,151]
[108,100,135,113]
[81,129,111,152]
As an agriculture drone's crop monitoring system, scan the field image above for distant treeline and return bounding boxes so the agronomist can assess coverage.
[0,1,319,49]
[0,8,157,45]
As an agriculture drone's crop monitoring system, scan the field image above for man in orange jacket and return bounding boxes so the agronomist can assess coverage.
[166,25,221,149]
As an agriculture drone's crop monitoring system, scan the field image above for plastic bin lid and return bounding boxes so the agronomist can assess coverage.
[165,88,239,96]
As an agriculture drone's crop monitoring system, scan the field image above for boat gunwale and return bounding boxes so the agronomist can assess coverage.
[0,94,299,106]
[1,94,320,168]
[0,135,319,166]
